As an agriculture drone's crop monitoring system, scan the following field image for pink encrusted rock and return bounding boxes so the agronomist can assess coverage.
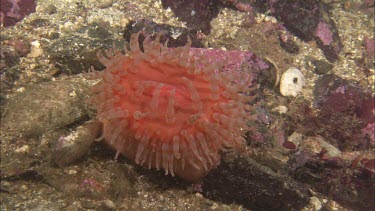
[361,122,375,146]
[364,37,374,57]
[189,48,269,86]
[314,21,333,45]
[0,0,37,27]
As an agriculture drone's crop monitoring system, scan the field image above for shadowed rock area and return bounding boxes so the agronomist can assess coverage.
[203,152,310,211]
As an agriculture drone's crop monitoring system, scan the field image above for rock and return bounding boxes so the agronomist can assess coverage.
[96,0,113,8]
[313,74,374,150]
[27,40,44,58]
[2,78,90,138]
[87,22,112,39]
[44,29,117,75]
[280,67,305,97]
[310,196,322,210]
[123,19,205,48]
[189,47,269,85]
[287,132,303,147]
[312,60,333,75]
[269,0,343,62]
[53,121,101,166]
[14,145,30,154]
[101,199,116,210]
[0,0,37,27]
[301,136,342,158]
[272,105,288,114]
[160,0,220,34]
[43,4,57,15]
[278,33,300,54]
[203,152,310,210]
[29,18,50,27]
[6,39,30,57]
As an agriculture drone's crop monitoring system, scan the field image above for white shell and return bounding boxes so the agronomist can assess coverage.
[280,67,305,97]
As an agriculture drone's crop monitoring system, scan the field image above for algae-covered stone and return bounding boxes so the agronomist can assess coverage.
[2,78,90,138]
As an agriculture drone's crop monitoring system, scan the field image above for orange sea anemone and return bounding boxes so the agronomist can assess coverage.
[87,32,255,181]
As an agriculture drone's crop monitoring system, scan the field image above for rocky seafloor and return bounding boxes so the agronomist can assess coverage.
[0,0,374,210]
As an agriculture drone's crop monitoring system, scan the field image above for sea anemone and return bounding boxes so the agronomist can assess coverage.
[87,32,255,181]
